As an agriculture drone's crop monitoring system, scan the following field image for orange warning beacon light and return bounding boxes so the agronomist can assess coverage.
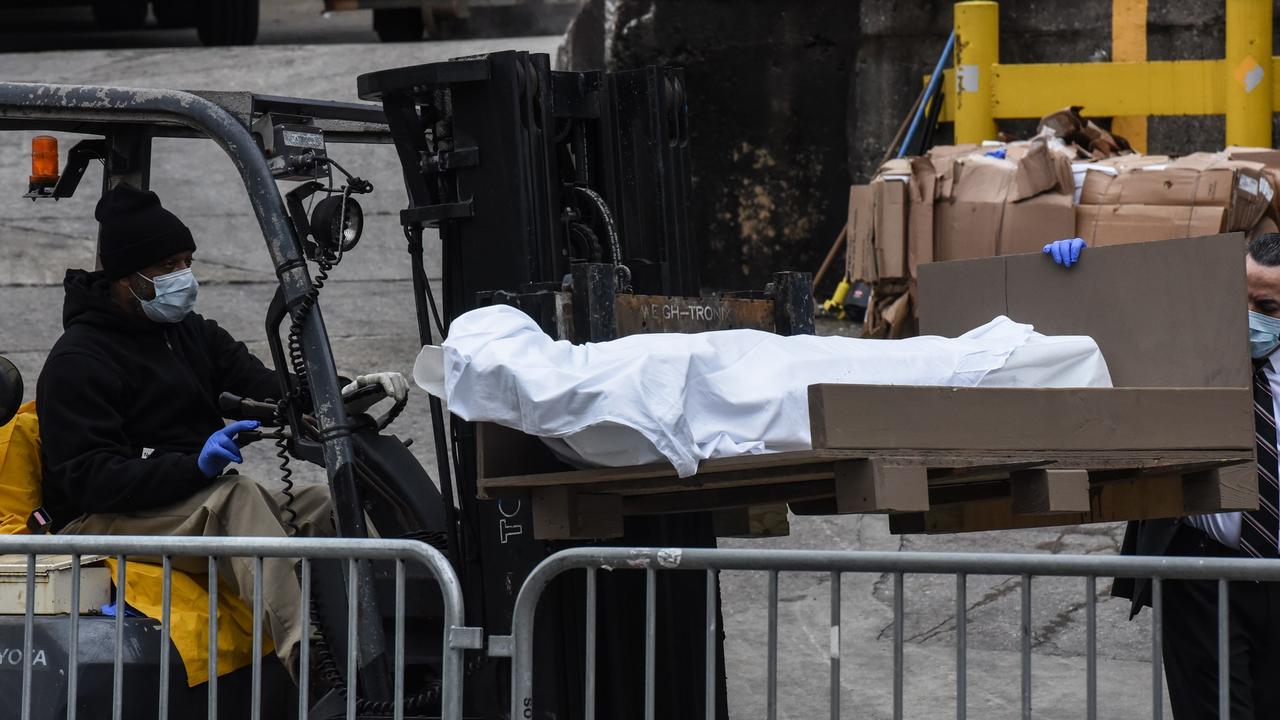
[30,136,59,184]
[26,135,60,200]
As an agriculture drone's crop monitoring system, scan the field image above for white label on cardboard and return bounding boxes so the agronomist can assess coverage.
[1076,163,1118,176]
[957,64,980,93]
[1263,177,1275,201]
[1239,174,1261,196]
[882,175,911,183]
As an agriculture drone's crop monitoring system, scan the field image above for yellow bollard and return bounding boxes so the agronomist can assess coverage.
[1225,0,1273,147]
[953,1,999,144]
[1110,0,1149,152]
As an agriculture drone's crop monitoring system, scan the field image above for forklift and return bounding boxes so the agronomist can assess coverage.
[0,49,813,719]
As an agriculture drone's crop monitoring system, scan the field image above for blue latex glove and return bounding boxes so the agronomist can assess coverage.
[197,420,259,479]
[1043,237,1087,268]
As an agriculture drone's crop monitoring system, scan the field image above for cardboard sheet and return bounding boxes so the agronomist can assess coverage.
[872,177,908,277]
[846,185,877,282]
[918,233,1251,388]
[1076,204,1226,246]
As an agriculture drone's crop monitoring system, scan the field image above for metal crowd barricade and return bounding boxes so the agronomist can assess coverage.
[0,534,472,720]
[493,547,1280,720]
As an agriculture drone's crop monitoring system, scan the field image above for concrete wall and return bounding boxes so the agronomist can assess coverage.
[562,0,1280,292]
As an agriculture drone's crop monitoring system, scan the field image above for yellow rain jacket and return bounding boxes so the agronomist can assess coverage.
[0,402,41,534]
[0,403,270,686]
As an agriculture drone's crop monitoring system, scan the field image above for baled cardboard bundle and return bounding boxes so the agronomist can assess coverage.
[1076,153,1273,247]
[870,158,911,278]
[1225,146,1280,237]
[848,140,1074,283]
[933,138,1076,261]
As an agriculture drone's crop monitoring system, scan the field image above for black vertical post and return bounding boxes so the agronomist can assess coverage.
[771,271,816,336]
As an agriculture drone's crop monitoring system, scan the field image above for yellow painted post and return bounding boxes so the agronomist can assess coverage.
[1111,0,1149,152]
[1225,0,1273,147]
[953,1,999,143]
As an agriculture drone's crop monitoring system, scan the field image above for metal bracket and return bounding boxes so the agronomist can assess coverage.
[400,201,475,228]
[486,634,513,657]
[449,626,485,650]
[421,147,480,174]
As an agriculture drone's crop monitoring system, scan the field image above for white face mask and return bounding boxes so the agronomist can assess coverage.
[132,268,198,323]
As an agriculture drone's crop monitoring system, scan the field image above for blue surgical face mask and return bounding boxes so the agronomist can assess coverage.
[132,268,198,324]
[1249,310,1280,358]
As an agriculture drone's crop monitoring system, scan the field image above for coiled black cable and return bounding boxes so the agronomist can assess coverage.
[272,407,301,536]
[273,243,336,537]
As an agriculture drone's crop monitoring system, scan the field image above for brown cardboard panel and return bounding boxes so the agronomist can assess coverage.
[1002,234,1250,387]
[1075,204,1225,246]
[1227,146,1280,167]
[928,144,981,198]
[873,178,909,277]
[1112,166,1236,207]
[907,157,937,278]
[847,185,877,282]
[1004,140,1073,201]
[916,253,1006,340]
[934,199,1002,261]
[919,234,1251,389]
[1000,192,1075,256]
[809,385,1253,451]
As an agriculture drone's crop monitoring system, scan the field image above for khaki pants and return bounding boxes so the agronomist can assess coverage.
[61,475,334,672]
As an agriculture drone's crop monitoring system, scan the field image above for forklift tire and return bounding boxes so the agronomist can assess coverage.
[152,0,196,28]
[373,7,424,43]
[91,0,149,30]
[196,0,259,46]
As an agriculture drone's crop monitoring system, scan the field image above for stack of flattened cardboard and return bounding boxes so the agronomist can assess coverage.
[1225,146,1280,237]
[1076,153,1274,247]
[848,138,1076,285]
[934,140,1076,260]
[845,138,1076,336]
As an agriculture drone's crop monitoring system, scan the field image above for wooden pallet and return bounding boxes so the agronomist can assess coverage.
[476,383,1257,539]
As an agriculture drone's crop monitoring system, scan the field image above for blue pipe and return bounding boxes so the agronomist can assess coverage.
[898,30,957,159]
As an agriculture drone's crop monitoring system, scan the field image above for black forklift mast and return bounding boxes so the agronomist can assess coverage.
[357,51,791,720]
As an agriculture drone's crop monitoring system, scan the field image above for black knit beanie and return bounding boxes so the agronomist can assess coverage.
[95,184,196,279]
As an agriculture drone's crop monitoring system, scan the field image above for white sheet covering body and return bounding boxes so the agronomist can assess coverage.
[415,304,1112,477]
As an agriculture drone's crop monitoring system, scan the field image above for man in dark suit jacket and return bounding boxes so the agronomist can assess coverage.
[1050,234,1280,720]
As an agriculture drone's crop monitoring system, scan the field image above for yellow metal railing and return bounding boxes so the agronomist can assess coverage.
[935,0,1275,148]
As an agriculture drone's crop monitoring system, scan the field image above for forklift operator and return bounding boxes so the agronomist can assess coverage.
[35,183,409,675]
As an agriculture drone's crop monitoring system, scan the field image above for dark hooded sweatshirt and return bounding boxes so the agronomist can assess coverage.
[37,269,279,528]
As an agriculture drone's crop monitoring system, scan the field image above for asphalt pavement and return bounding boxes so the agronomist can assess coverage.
[0,22,1170,719]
